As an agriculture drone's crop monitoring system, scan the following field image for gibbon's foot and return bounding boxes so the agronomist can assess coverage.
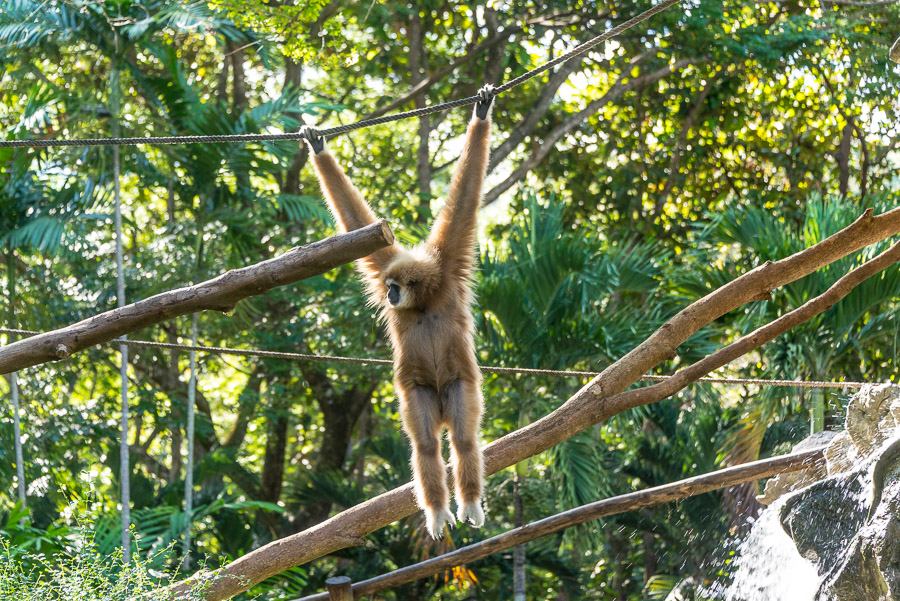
[425,506,456,540]
[457,501,485,528]
[474,84,496,120]
[299,126,326,154]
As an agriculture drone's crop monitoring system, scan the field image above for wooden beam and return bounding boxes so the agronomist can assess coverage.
[296,447,825,600]
[0,220,394,375]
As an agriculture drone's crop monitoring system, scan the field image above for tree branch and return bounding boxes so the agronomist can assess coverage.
[297,447,825,599]
[0,221,394,374]
[362,12,589,121]
[167,206,900,601]
[483,57,703,206]
[363,25,522,121]
[488,47,658,172]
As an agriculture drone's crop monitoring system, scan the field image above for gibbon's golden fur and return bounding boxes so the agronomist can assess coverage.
[302,87,495,539]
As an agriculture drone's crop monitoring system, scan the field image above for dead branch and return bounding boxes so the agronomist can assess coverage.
[297,447,825,600]
[0,221,394,375]
[167,206,900,601]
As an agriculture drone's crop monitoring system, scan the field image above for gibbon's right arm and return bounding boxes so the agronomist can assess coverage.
[302,128,398,275]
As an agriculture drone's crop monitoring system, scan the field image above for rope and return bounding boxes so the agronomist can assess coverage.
[0,0,680,149]
[0,327,876,388]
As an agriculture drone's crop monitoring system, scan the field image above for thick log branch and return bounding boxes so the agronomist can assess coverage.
[297,447,825,599]
[0,221,394,375]
[167,206,900,601]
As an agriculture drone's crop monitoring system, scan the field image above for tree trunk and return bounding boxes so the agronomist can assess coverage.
[229,41,247,114]
[183,312,199,570]
[261,413,289,504]
[111,60,131,563]
[166,179,175,223]
[512,473,526,601]
[165,324,183,484]
[838,119,853,197]
[642,530,657,583]
[293,379,372,530]
[810,387,825,434]
[483,8,505,86]
[5,251,25,510]
[407,9,433,223]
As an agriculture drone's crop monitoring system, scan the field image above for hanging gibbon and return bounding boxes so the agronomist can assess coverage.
[301,86,495,539]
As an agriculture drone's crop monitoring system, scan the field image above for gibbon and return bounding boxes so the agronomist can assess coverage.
[301,86,495,539]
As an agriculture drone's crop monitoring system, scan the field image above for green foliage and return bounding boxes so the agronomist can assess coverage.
[1,0,898,598]
[0,542,168,601]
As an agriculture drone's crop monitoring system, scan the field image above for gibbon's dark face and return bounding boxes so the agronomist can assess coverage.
[382,247,442,310]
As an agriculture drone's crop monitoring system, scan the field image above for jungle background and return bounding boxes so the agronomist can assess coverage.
[1,0,899,598]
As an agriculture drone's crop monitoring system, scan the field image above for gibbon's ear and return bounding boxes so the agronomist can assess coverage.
[474,84,496,121]
[300,126,327,155]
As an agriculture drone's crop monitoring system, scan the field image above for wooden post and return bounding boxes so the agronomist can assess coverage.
[325,576,353,601]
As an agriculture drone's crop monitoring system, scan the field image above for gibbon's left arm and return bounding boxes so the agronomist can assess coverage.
[426,86,495,277]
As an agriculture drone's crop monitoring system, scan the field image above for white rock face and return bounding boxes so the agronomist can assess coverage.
[758,384,900,506]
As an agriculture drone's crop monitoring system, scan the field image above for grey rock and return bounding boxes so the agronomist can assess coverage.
[775,385,900,599]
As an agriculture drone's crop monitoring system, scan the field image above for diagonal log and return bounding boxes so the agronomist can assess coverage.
[297,447,826,600]
[167,206,900,601]
[0,220,394,375]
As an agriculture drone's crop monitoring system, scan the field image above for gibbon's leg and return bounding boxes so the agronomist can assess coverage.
[399,385,455,539]
[443,378,485,528]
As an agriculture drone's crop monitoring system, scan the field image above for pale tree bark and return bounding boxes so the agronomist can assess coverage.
[512,473,526,601]
[111,59,131,563]
[5,252,25,511]
[167,206,900,601]
[9,373,24,508]
[0,220,394,374]
[838,119,852,197]
[183,312,199,570]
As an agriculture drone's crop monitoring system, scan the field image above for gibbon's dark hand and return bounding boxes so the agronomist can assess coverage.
[474,85,496,120]
[300,126,326,154]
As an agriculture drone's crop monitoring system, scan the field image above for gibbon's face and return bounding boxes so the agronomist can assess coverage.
[382,248,441,310]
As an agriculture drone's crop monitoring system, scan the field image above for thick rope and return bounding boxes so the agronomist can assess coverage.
[0,0,680,149]
[0,328,876,388]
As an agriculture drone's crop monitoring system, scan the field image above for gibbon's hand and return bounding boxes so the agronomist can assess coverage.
[474,84,496,120]
[300,126,326,155]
